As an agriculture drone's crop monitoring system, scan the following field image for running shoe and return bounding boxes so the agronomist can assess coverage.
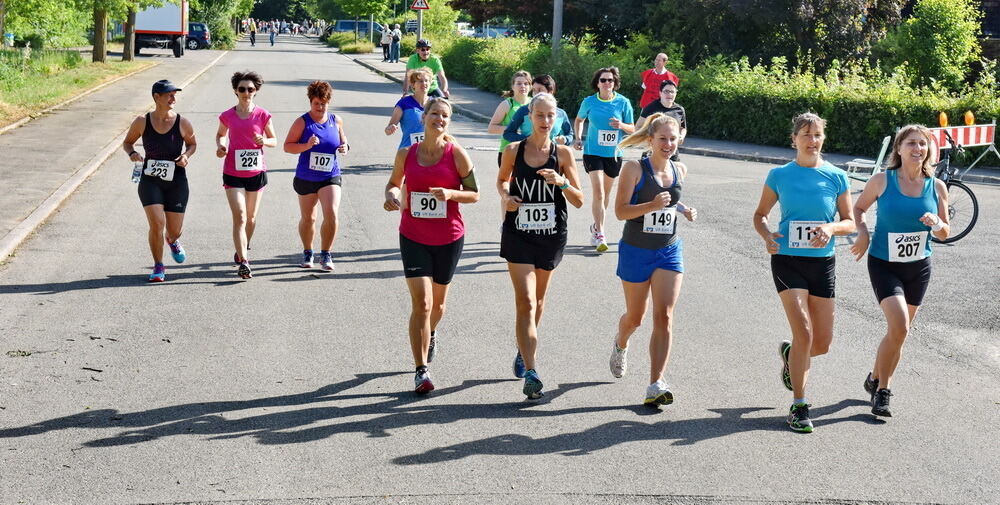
[167,240,186,263]
[148,263,166,283]
[237,261,252,279]
[523,369,543,400]
[644,380,674,407]
[299,250,314,268]
[427,333,437,363]
[319,251,334,271]
[512,352,526,378]
[872,388,893,417]
[610,340,628,378]
[414,368,434,394]
[864,372,879,399]
[595,233,609,253]
[787,403,814,433]
[779,340,792,391]
[589,224,600,247]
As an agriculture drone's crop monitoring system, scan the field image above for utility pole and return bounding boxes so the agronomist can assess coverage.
[417,10,422,41]
[552,0,563,63]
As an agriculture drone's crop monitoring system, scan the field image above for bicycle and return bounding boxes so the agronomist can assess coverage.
[933,130,980,244]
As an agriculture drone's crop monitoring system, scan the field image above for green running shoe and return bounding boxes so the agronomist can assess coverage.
[787,403,814,433]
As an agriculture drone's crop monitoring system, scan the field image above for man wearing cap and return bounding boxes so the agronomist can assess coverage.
[122,80,198,282]
[403,39,449,98]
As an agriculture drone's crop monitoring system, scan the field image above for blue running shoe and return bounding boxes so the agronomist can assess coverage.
[299,250,313,268]
[512,352,526,378]
[319,251,334,271]
[167,241,186,263]
[148,263,166,282]
[523,369,543,400]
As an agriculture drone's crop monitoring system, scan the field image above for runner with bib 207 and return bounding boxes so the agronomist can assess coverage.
[574,67,635,253]
[752,113,856,434]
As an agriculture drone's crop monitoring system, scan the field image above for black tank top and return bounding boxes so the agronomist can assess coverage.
[622,156,682,249]
[502,141,567,239]
[142,113,186,179]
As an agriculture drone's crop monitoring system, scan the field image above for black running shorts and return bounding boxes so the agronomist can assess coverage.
[293,176,342,195]
[770,254,836,298]
[223,172,268,192]
[583,154,623,178]
[138,176,189,213]
[399,233,464,285]
[867,255,932,306]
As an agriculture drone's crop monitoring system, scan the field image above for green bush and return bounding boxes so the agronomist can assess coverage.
[207,21,236,50]
[0,48,84,87]
[340,41,375,54]
[325,31,356,48]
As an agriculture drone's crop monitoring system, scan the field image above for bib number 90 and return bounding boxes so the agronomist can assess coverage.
[410,192,445,219]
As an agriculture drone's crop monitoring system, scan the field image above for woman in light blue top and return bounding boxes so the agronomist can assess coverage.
[752,112,856,433]
[385,68,431,149]
[502,74,575,147]
[573,67,635,252]
[850,124,949,418]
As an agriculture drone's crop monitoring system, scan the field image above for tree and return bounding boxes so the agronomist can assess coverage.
[422,0,458,36]
[4,0,93,48]
[885,0,982,90]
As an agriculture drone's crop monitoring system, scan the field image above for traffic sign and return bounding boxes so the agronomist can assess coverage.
[411,0,429,10]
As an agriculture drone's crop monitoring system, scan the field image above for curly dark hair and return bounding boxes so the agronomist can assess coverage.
[231,70,263,90]
[590,67,620,91]
[307,80,332,103]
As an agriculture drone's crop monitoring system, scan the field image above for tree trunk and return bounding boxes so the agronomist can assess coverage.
[0,1,7,46]
[93,7,108,63]
[122,9,136,61]
[354,16,359,42]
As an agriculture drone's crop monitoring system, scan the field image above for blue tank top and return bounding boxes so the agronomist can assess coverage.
[396,95,425,149]
[622,157,682,250]
[869,170,938,262]
[295,113,341,181]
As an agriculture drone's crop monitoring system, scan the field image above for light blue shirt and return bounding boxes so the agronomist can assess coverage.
[577,92,634,158]
[764,161,849,257]
[502,106,574,145]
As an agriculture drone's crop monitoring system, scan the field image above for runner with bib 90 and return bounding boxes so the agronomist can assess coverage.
[283,81,349,271]
[383,98,479,394]
[752,113,855,433]
[609,113,696,407]
[849,124,949,419]
[122,80,198,282]
[216,71,277,280]
[497,93,584,400]
[574,67,635,253]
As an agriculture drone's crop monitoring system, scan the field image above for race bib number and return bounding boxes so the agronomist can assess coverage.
[517,203,556,231]
[236,149,262,171]
[409,132,425,145]
[789,220,825,249]
[888,232,928,263]
[410,191,445,219]
[597,129,619,147]
[309,152,335,172]
[643,207,677,235]
[143,160,175,181]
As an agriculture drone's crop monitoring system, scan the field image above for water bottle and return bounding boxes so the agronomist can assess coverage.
[131,161,142,183]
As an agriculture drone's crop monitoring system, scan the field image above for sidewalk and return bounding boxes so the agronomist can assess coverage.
[0,49,227,262]
[350,51,1000,185]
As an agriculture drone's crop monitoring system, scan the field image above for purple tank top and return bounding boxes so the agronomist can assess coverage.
[295,113,342,181]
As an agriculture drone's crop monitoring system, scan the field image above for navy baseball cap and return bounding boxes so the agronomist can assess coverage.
[416,39,431,48]
[152,80,182,94]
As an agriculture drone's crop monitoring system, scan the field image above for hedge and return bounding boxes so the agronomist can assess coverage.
[434,36,1000,155]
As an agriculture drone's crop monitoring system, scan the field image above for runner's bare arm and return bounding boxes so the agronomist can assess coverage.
[123,116,145,162]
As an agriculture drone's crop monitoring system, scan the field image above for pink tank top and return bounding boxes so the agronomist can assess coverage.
[220,106,271,176]
[399,142,464,245]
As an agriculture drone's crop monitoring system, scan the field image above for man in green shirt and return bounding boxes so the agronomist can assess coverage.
[403,39,450,99]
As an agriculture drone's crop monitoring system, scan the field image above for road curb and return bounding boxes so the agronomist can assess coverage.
[0,60,160,136]
[349,54,493,124]
[0,50,230,264]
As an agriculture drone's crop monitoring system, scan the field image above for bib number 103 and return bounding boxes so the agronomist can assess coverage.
[410,192,445,219]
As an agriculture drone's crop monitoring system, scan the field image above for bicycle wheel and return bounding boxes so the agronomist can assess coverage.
[933,181,978,244]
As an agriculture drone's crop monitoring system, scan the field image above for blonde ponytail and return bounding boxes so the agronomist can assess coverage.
[619,113,680,150]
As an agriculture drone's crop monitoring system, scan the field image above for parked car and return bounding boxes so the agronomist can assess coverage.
[473,26,513,38]
[330,20,384,36]
[186,22,210,49]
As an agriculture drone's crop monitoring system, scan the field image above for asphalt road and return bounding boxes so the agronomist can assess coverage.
[1,38,998,505]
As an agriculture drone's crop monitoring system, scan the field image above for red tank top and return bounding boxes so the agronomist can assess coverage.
[399,142,465,245]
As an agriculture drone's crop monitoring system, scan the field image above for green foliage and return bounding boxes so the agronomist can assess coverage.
[878,0,981,90]
[325,31,355,47]
[337,0,389,20]
[191,0,246,49]
[421,0,458,36]
[4,0,91,48]
[339,40,375,54]
[0,48,85,88]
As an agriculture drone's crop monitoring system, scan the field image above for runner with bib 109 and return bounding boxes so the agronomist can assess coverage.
[498,93,584,400]
[283,80,349,271]
[122,80,198,282]
[216,71,277,280]
[385,68,431,150]
[752,112,855,433]
[610,113,696,408]
[574,67,635,253]
[849,124,950,419]
[383,98,479,395]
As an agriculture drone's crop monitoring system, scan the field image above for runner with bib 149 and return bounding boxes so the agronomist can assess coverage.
[752,112,855,433]
[849,124,949,419]
[574,67,634,253]
[383,98,479,395]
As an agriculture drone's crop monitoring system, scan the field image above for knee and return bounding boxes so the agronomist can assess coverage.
[810,339,831,356]
[411,299,432,318]
[246,215,257,227]
[434,300,446,316]
[300,214,316,227]
[621,313,643,332]
[652,309,673,330]
[514,295,536,316]
[886,325,909,346]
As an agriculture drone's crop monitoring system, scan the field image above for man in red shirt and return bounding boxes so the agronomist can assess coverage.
[639,53,680,109]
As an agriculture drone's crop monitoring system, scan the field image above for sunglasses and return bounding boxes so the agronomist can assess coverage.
[599,78,615,83]
[237,86,256,93]
[418,47,431,51]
